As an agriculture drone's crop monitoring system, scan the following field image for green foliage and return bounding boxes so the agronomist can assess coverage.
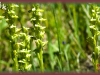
[0,18,8,35]
[89,4,100,72]
[0,2,100,73]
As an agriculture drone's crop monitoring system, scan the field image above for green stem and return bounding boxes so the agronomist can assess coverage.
[94,34,98,72]
[52,4,62,71]
[14,49,19,72]
[52,4,61,53]
[37,49,44,72]
[40,50,44,72]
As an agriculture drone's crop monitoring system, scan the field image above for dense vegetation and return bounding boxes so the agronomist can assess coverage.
[0,3,100,72]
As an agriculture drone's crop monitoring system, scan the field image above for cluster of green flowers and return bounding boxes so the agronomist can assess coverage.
[0,3,47,72]
[28,4,47,72]
[89,4,100,72]
[3,4,32,71]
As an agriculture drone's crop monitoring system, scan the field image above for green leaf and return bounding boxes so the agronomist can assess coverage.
[0,18,8,34]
